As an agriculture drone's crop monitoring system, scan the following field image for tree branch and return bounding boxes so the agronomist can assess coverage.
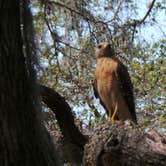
[128,0,156,27]
[83,121,166,166]
[138,0,156,25]
[43,2,87,53]
[39,85,166,165]
[39,84,88,163]
[113,0,124,21]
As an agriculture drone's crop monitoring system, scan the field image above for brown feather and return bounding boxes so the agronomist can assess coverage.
[116,62,137,123]
[93,42,137,123]
[93,78,109,115]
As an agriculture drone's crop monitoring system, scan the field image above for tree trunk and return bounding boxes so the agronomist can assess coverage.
[83,121,166,166]
[0,1,61,165]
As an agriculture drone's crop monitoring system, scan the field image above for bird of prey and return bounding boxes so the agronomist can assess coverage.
[93,42,137,123]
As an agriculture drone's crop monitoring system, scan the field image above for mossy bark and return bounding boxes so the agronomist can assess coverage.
[0,1,61,165]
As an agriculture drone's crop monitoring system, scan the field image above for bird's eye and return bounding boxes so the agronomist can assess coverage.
[98,44,102,49]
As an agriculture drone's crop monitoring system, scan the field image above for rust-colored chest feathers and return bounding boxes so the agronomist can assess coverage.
[94,57,136,122]
[93,42,137,123]
[95,58,118,92]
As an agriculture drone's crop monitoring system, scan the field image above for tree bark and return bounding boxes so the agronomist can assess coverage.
[40,84,88,164]
[0,1,61,165]
[83,121,166,166]
[40,85,166,166]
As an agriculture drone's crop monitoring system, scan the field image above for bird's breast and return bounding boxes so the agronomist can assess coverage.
[95,58,118,91]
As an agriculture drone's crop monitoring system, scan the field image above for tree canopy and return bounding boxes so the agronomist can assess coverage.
[31,0,165,133]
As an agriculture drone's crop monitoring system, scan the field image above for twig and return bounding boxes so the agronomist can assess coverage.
[138,0,156,25]
[49,1,96,23]
[43,3,88,53]
[113,0,124,20]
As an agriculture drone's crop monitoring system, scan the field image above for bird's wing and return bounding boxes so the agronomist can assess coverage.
[93,78,109,115]
[116,63,137,123]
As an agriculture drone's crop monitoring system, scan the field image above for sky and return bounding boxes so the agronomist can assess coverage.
[136,0,166,42]
[32,0,166,46]
[100,0,166,43]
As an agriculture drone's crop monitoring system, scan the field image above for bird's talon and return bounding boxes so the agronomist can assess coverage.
[110,116,115,123]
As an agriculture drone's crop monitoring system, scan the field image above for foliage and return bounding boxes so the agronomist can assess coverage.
[131,40,166,131]
[31,0,166,132]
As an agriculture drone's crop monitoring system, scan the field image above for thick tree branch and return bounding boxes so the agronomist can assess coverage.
[40,85,88,146]
[83,121,166,166]
[39,84,88,163]
[39,85,166,166]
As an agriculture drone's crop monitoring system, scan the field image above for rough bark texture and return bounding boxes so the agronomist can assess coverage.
[40,85,166,166]
[0,1,60,165]
[40,84,88,164]
[83,121,166,166]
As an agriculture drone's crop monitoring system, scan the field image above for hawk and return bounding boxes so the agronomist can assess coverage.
[93,42,137,123]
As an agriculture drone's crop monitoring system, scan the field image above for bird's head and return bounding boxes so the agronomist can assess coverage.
[95,42,115,59]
